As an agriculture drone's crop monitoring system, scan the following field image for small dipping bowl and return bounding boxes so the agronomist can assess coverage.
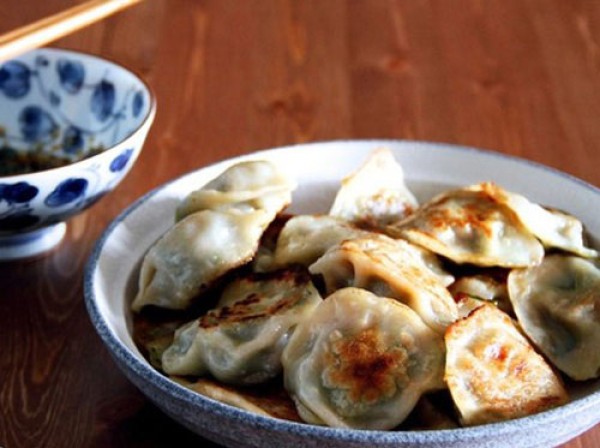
[0,47,155,260]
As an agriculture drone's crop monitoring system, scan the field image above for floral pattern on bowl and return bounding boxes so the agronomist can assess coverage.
[0,48,155,260]
[0,53,148,163]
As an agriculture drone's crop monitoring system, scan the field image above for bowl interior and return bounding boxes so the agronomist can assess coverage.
[88,140,600,447]
[0,48,152,171]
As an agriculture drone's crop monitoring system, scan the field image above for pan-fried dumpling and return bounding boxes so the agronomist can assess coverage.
[472,183,597,258]
[132,209,273,311]
[270,215,453,285]
[453,296,486,320]
[408,244,456,288]
[508,255,600,380]
[389,186,544,267]
[176,160,296,220]
[445,305,568,426]
[173,376,302,422]
[282,287,445,430]
[251,215,291,273]
[134,160,296,311]
[161,268,322,384]
[329,148,418,229]
[309,234,457,333]
[269,215,373,269]
[449,274,512,316]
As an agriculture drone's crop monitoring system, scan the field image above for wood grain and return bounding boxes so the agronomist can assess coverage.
[0,1,599,447]
[0,0,143,62]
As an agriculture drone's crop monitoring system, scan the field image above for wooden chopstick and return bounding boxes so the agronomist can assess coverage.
[0,0,143,62]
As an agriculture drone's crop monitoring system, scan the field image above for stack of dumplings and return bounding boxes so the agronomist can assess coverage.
[132,148,600,431]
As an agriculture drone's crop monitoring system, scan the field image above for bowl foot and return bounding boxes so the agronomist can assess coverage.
[0,223,67,261]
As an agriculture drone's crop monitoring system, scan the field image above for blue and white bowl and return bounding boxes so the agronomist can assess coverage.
[0,47,155,260]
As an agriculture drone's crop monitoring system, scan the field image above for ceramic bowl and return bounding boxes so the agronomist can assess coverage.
[85,140,600,448]
[0,47,155,260]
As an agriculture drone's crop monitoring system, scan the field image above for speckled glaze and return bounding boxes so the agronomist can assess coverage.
[85,141,600,448]
[0,48,155,260]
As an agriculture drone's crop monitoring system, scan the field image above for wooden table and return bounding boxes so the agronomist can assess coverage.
[1,1,599,447]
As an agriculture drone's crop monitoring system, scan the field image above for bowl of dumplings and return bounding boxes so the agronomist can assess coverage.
[85,140,600,448]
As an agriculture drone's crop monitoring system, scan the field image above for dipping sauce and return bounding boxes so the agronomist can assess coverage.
[0,146,104,176]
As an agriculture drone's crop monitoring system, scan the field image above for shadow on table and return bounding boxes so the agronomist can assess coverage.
[93,398,223,447]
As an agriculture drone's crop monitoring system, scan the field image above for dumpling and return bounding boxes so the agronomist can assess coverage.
[472,183,597,258]
[173,376,302,422]
[329,147,418,229]
[176,160,296,220]
[161,268,322,384]
[453,295,487,319]
[445,304,569,426]
[449,273,512,316]
[389,185,544,267]
[407,243,456,288]
[251,215,292,273]
[309,234,457,333]
[133,160,295,311]
[269,215,373,269]
[132,209,273,311]
[282,287,445,430]
[508,254,600,380]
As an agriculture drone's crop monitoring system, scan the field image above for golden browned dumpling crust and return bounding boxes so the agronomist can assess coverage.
[389,186,544,267]
[161,267,322,384]
[282,287,445,430]
[445,305,568,426]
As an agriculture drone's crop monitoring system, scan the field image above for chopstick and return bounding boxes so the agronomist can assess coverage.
[0,0,143,62]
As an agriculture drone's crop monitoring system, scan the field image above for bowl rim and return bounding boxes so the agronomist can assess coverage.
[84,139,600,444]
[0,46,157,181]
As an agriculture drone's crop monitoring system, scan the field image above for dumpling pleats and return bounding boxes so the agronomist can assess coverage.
[133,160,296,312]
[309,234,457,334]
[282,287,445,430]
[389,186,544,267]
[176,160,295,219]
[470,183,597,258]
[269,215,373,269]
[161,268,322,384]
